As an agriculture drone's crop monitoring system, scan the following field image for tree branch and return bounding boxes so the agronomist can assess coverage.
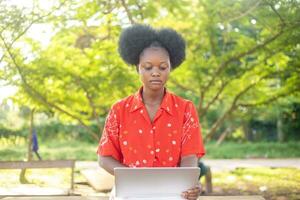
[202,2,217,57]
[238,88,299,107]
[267,0,286,26]
[73,76,103,134]
[0,34,99,141]
[0,1,67,64]
[200,47,279,117]
[11,1,66,46]
[168,78,198,94]
[119,0,135,24]
[225,0,262,23]
[200,80,230,116]
[135,0,145,20]
[204,66,297,141]
[198,90,205,116]
[202,28,285,94]
[204,73,269,141]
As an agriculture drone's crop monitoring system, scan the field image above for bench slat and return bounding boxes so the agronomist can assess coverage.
[0,160,75,169]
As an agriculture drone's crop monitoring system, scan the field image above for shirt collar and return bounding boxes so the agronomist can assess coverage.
[129,87,144,112]
[130,86,173,116]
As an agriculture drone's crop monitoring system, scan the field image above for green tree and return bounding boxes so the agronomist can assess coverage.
[1,0,299,143]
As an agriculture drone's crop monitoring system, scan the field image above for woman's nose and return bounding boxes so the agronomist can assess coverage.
[151,67,160,77]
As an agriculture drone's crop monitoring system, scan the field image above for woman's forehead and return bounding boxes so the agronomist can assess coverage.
[139,47,170,62]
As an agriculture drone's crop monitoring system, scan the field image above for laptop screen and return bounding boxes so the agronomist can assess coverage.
[114,167,200,198]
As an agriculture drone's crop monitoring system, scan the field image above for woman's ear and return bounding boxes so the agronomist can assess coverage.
[168,60,172,71]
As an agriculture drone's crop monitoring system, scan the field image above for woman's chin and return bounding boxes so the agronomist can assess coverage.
[146,84,164,91]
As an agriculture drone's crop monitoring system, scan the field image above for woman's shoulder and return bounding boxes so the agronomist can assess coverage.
[110,93,136,110]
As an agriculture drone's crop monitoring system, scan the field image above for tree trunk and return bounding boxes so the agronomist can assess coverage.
[277,113,284,142]
[19,108,35,183]
[215,127,232,146]
[205,106,235,141]
[243,122,253,142]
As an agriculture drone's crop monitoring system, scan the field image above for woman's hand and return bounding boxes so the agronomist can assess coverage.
[179,155,201,199]
[181,183,201,200]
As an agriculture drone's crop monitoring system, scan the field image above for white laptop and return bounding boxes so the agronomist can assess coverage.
[114,167,200,200]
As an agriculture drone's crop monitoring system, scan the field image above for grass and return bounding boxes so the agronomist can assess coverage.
[206,167,300,200]
[1,138,300,161]
[0,166,299,200]
[0,168,72,188]
[204,141,300,159]
[0,139,98,161]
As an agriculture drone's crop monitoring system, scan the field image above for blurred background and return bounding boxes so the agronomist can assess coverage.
[0,0,299,199]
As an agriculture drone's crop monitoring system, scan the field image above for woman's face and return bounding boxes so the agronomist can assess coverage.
[138,47,171,91]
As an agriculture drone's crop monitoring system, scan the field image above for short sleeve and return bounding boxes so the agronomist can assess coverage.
[97,105,122,162]
[181,101,205,158]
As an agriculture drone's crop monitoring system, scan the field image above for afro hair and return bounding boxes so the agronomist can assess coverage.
[118,24,186,69]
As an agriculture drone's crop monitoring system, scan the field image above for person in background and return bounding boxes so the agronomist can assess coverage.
[32,128,42,160]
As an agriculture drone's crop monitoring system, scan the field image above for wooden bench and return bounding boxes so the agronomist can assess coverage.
[1,195,266,200]
[0,160,75,193]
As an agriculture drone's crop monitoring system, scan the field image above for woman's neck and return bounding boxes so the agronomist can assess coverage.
[142,87,165,106]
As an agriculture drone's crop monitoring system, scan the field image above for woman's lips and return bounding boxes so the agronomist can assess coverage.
[150,80,162,84]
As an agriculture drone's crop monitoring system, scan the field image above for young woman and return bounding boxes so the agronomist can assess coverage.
[97,24,205,200]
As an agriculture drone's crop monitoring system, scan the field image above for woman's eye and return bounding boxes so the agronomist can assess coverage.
[159,65,167,70]
[144,66,152,70]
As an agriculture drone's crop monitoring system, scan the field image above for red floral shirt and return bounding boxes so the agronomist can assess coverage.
[97,87,205,167]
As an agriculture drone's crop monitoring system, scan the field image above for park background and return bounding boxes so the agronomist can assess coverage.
[0,0,299,199]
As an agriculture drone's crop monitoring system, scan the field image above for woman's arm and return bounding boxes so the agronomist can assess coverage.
[180,155,201,200]
[98,155,127,175]
[180,154,198,167]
